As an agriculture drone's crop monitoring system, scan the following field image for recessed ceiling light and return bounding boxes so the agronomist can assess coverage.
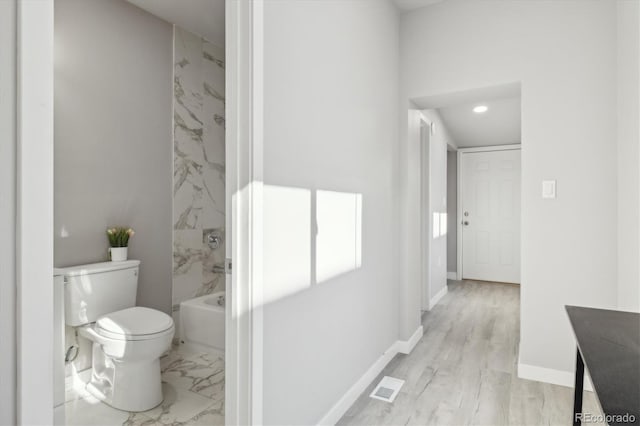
[473,105,488,113]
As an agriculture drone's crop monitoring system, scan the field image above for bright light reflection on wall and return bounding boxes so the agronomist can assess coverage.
[440,212,447,236]
[316,190,362,284]
[262,185,364,305]
[432,212,448,238]
[263,186,311,305]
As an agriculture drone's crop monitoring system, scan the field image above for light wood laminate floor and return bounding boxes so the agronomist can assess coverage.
[338,280,603,426]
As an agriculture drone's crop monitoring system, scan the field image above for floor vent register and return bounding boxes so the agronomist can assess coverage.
[369,376,405,403]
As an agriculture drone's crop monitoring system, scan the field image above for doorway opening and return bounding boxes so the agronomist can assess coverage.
[52,1,232,425]
[15,1,257,424]
[414,82,522,316]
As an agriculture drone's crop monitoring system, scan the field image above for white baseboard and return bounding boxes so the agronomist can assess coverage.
[428,286,448,310]
[317,325,423,425]
[518,358,593,392]
[447,272,457,280]
[393,325,423,355]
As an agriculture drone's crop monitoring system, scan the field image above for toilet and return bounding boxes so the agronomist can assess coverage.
[62,260,174,412]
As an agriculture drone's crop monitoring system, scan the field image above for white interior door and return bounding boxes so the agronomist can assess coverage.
[461,149,520,284]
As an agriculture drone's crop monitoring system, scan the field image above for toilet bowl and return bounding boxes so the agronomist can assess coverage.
[60,260,174,412]
[79,307,174,412]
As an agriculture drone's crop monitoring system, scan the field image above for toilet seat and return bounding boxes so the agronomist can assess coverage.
[96,306,174,341]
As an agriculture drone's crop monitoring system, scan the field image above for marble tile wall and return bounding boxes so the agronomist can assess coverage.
[173,26,225,330]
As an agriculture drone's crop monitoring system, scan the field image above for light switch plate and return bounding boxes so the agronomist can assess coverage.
[542,180,556,199]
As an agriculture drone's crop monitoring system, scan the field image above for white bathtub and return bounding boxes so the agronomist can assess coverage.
[179,292,225,357]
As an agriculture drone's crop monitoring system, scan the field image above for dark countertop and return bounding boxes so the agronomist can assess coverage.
[566,306,640,426]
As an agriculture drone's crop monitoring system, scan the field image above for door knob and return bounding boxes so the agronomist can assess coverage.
[463,221,469,226]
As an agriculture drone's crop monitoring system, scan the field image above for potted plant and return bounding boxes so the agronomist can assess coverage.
[106,227,135,261]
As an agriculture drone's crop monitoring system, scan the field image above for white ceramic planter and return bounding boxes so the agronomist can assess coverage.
[109,247,128,262]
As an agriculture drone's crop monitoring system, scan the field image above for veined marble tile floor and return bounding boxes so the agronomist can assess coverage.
[65,349,224,426]
[338,280,605,426]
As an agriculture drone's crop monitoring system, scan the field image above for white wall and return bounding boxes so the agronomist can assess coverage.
[616,0,640,312]
[447,150,457,274]
[262,0,399,423]
[54,0,174,314]
[402,1,619,375]
[0,0,16,423]
[421,110,450,307]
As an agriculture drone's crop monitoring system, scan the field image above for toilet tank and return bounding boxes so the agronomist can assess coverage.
[62,260,141,326]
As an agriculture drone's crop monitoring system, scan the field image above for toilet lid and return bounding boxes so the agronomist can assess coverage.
[96,307,174,338]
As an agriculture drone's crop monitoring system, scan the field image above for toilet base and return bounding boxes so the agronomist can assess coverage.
[87,343,164,412]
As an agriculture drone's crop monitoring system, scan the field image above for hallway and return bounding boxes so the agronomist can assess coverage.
[338,280,603,425]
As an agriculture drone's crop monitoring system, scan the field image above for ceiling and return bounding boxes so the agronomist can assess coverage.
[413,83,521,148]
[437,97,521,148]
[125,0,225,46]
[393,0,444,12]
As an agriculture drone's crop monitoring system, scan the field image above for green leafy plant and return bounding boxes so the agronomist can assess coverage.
[106,227,135,247]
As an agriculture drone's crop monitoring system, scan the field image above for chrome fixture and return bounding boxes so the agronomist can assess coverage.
[206,232,222,250]
[212,264,225,274]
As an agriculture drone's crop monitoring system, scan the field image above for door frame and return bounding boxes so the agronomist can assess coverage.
[12,0,261,424]
[419,114,434,311]
[456,144,521,281]
[0,1,17,424]
[15,1,55,423]
[225,0,263,424]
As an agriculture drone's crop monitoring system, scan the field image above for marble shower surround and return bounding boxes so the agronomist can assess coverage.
[172,26,226,320]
